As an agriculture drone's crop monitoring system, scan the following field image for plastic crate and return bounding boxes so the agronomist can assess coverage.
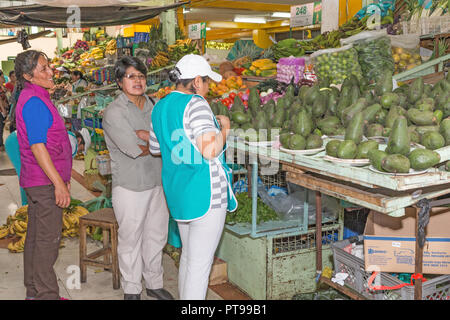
[331,235,450,300]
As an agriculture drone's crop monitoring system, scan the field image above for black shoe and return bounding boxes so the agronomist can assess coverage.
[146,288,174,300]
[124,293,141,300]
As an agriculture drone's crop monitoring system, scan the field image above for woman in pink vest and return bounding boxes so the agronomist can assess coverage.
[15,50,72,300]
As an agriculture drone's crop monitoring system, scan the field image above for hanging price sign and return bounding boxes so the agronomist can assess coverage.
[188,22,206,40]
[290,2,322,27]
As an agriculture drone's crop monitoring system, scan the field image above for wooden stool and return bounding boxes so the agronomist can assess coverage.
[79,208,120,289]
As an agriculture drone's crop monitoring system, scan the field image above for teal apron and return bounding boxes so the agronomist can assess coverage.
[152,92,237,248]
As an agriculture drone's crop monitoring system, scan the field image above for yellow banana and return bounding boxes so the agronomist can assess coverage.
[19,220,27,230]
[62,216,71,230]
[0,227,9,239]
[9,223,15,235]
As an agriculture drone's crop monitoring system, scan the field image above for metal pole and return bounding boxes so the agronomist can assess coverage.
[414,207,423,300]
[251,160,258,237]
[315,191,322,273]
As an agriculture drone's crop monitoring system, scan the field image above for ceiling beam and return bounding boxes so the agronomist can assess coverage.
[186,19,290,30]
[189,0,291,12]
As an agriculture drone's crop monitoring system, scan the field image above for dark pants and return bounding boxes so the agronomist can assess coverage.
[24,185,63,300]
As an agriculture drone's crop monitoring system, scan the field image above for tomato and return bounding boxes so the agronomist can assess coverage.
[228,92,236,100]
[223,97,232,106]
[245,88,250,95]
[243,100,248,107]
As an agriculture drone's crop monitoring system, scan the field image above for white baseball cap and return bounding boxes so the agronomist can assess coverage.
[79,128,91,155]
[175,54,222,82]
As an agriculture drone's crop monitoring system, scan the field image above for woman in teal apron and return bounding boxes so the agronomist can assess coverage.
[149,54,237,300]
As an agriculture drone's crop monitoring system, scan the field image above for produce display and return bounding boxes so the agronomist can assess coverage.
[241,58,277,78]
[225,192,279,225]
[311,45,363,85]
[391,46,422,74]
[209,75,244,97]
[0,200,90,253]
[352,35,395,83]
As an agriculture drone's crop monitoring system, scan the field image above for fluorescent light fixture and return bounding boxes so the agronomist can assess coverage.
[183,8,191,13]
[272,12,291,18]
[234,16,266,24]
[206,27,211,31]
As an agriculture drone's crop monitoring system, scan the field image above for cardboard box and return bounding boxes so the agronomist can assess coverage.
[208,257,228,286]
[364,207,450,274]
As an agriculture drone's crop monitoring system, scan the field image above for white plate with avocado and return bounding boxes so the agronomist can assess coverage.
[280,146,325,156]
[323,155,370,166]
[368,165,429,176]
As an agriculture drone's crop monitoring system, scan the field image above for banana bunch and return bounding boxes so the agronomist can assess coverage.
[62,206,90,238]
[168,38,199,62]
[105,39,117,56]
[0,204,90,253]
[90,47,104,60]
[151,51,170,69]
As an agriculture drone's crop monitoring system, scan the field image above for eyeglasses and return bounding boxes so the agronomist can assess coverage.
[124,73,146,80]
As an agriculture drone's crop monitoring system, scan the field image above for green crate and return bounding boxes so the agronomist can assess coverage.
[216,220,343,300]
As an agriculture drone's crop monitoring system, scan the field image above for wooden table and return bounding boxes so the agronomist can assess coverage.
[229,140,450,300]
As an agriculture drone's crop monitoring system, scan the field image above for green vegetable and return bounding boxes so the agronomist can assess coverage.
[226,192,279,225]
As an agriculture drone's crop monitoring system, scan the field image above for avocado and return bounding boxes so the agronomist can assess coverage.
[408,77,424,104]
[386,116,410,156]
[312,93,327,118]
[326,91,339,115]
[375,70,393,96]
[408,127,421,144]
[264,99,276,116]
[288,134,306,150]
[248,87,261,116]
[408,149,441,171]
[232,111,250,125]
[421,131,445,150]
[337,140,357,159]
[440,118,450,145]
[232,95,246,112]
[325,140,341,157]
[366,123,384,137]
[271,109,285,128]
[356,140,379,159]
[280,132,293,148]
[292,109,314,137]
[253,111,269,130]
[415,125,440,136]
[341,98,368,127]
[305,85,320,105]
[362,103,382,124]
[380,93,399,109]
[368,149,388,171]
[317,116,341,130]
[344,111,364,145]
[375,109,387,125]
[382,154,411,173]
[385,105,403,129]
[305,134,323,149]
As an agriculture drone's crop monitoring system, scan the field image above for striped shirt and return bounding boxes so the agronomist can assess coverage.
[150,94,228,213]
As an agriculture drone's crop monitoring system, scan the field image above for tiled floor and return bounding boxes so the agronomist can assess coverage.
[0,132,228,300]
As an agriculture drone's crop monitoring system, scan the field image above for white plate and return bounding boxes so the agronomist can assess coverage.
[244,140,276,147]
[280,146,325,155]
[323,155,370,166]
[368,165,429,176]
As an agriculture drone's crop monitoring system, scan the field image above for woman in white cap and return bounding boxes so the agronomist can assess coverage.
[146,54,237,300]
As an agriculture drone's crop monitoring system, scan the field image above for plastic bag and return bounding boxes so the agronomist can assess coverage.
[57,103,70,118]
[341,29,394,83]
[388,34,422,74]
[258,181,339,225]
[311,44,363,85]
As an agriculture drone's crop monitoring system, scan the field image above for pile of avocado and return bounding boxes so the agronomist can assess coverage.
[321,69,450,173]
[210,69,450,173]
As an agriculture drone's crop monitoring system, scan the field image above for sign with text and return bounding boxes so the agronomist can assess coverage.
[188,22,206,40]
[290,2,322,27]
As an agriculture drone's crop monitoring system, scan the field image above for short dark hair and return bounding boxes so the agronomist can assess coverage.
[9,70,15,77]
[14,50,49,90]
[114,56,147,89]
[72,70,84,80]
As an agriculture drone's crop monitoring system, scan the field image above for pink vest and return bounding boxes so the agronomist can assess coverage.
[15,82,72,188]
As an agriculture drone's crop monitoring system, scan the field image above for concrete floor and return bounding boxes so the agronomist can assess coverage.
[0,133,225,300]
